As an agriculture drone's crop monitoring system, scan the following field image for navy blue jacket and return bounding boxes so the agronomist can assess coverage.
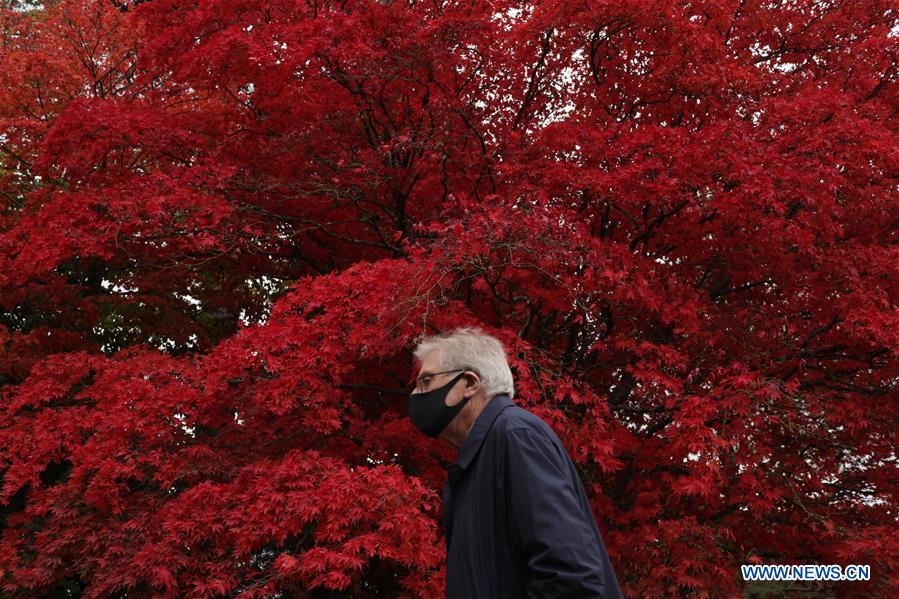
[443,393,624,598]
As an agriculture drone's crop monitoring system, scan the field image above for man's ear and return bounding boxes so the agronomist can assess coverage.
[464,371,481,396]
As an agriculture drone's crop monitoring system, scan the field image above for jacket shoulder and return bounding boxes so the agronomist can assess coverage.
[494,404,559,443]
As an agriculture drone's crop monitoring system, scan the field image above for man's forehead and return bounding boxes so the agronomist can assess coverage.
[418,349,441,371]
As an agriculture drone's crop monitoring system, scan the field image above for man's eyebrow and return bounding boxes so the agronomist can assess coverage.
[418,371,435,378]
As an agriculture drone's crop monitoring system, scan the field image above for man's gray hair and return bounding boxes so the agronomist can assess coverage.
[412,326,515,399]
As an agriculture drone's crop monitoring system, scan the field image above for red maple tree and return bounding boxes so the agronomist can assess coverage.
[1,1,896,597]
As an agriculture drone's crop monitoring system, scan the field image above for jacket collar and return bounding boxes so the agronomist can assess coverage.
[455,393,515,470]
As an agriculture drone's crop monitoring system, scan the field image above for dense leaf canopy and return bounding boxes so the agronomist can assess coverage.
[1,0,897,597]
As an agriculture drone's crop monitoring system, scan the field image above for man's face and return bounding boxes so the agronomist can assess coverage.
[410,349,487,446]
[412,349,467,407]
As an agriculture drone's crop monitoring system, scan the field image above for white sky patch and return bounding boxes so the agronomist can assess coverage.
[101,278,139,294]
[173,291,202,307]
[173,412,196,437]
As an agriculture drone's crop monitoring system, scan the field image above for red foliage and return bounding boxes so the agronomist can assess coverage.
[1,0,897,596]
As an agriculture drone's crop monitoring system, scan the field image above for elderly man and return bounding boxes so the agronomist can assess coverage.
[408,326,624,598]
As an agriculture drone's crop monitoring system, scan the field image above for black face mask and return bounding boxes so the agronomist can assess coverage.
[408,371,470,438]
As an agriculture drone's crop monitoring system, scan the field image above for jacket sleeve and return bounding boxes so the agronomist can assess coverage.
[502,427,619,599]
